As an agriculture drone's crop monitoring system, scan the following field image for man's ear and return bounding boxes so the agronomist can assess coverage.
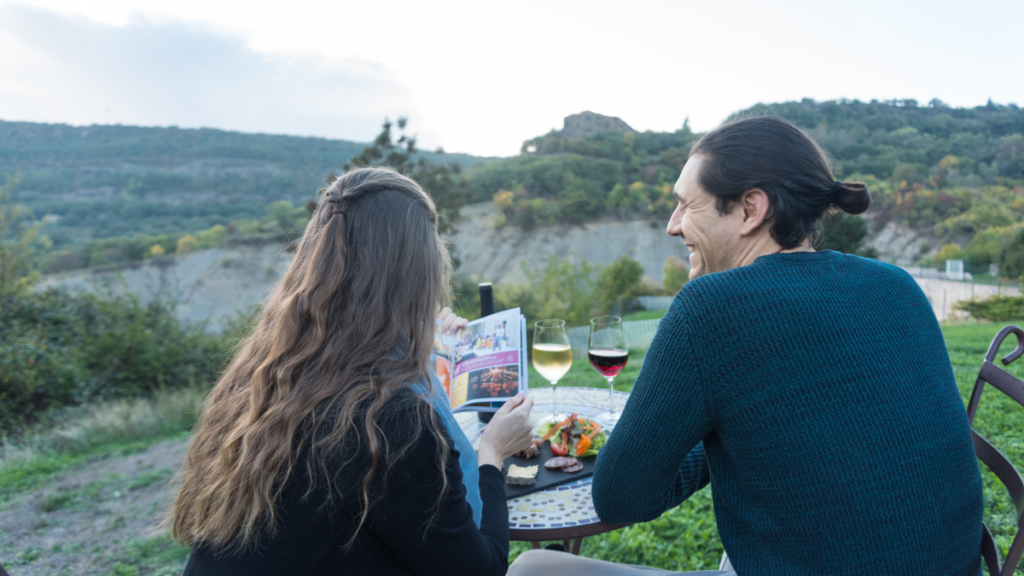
[737,188,771,236]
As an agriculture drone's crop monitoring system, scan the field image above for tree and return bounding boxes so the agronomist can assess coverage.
[595,255,644,314]
[266,201,303,232]
[557,179,604,220]
[0,178,43,298]
[999,229,1024,279]
[176,234,199,255]
[338,118,467,235]
[935,243,966,270]
[662,256,688,293]
[820,212,875,257]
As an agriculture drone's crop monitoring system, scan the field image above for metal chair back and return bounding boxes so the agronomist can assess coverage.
[965,325,1024,576]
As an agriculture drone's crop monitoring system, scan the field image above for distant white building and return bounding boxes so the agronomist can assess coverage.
[946,259,965,281]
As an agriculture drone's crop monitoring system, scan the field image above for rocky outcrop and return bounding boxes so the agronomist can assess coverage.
[558,112,635,139]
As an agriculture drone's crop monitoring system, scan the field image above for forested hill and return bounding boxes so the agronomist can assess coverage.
[732,99,1024,180]
[8,100,1024,277]
[0,120,488,244]
[467,99,1024,273]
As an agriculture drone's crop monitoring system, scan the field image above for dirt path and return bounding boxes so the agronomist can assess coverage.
[0,438,190,576]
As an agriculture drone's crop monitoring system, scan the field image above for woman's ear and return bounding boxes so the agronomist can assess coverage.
[738,188,771,236]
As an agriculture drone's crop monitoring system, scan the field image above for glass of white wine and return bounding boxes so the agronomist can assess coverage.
[532,319,573,424]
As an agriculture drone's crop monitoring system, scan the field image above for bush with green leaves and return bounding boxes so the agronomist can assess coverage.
[954,295,1024,322]
[662,256,688,294]
[0,289,232,432]
[489,254,647,331]
[1000,228,1024,280]
[935,243,967,270]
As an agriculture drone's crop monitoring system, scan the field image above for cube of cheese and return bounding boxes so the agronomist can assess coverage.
[506,464,538,486]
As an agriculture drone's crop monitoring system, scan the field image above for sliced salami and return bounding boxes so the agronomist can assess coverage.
[544,457,578,470]
[561,461,584,473]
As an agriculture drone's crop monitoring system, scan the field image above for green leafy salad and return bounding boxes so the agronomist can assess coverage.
[537,413,608,458]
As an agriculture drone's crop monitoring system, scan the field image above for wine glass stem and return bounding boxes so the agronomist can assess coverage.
[551,381,558,421]
[607,377,615,413]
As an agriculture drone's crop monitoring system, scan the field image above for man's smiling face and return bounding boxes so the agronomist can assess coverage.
[666,155,744,280]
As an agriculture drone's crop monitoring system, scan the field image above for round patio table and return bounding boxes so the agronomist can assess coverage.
[455,386,632,555]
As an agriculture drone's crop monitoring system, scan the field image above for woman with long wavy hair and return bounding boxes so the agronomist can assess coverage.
[172,167,535,576]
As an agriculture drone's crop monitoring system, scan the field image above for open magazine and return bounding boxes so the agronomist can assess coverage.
[433,307,528,412]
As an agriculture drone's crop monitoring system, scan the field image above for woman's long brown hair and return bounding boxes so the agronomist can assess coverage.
[171,167,453,548]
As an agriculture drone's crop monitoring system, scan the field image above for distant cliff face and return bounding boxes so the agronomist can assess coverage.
[450,203,684,285]
[36,203,686,330]
[36,204,939,332]
[558,112,635,139]
[35,242,295,333]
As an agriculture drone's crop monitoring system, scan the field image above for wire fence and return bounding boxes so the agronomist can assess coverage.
[637,295,675,310]
[567,318,662,359]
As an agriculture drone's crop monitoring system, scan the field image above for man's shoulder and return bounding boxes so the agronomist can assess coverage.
[673,252,920,313]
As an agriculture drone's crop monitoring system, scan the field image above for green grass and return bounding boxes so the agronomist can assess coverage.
[102,534,191,576]
[527,347,647,394]
[0,439,169,503]
[0,387,202,502]
[943,322,1024,574]
[620,309,669,322]
[129,467,172,491]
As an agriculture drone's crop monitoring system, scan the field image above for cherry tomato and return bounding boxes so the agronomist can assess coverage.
[550,441,568,456]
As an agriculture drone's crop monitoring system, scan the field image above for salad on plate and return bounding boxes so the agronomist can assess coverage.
[537,413,607,458]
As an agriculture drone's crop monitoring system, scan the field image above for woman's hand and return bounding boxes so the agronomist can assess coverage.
[437,307,468,335]
[477,392,535,470]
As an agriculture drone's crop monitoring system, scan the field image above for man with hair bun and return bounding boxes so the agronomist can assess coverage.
[509,116,983,576]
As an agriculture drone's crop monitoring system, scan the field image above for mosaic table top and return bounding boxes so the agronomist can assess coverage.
[455,386,631,532]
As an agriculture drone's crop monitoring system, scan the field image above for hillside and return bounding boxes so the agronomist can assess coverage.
[9,99,1024,278]
[0,120,491,248]
[466,100,1024,272]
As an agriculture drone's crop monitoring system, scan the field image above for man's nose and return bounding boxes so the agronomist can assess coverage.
[666,213,682,237]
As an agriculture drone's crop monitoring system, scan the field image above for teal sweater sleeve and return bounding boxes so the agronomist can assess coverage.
[592,300,712,524]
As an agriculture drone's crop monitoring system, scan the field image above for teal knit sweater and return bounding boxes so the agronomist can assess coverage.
[592,250,983,575]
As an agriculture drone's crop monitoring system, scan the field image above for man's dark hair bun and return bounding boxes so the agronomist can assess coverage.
[833,182,871,215]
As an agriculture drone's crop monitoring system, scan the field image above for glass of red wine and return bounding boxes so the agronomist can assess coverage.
[589,315,628,426]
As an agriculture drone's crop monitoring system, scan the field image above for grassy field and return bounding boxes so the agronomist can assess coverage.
[2,320,1023,574]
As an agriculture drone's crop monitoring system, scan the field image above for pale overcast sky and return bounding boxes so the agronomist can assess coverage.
[0,0,1021,157]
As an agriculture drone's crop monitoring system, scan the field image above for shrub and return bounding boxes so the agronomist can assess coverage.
[935,243,967,270]
[954,295,1024,321]
[999,228,1024,279]
[0,289,231,432]
[966,225,1020,270]
[492,254,646,329]
[595,255,645,313]
[176,234,199,255]
[662,256,689,294]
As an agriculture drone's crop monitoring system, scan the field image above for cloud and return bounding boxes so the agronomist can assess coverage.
[0,5,423,142]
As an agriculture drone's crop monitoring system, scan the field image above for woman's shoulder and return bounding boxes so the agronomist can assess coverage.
[310,384,450,458]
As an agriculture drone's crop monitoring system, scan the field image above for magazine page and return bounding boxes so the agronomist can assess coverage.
[432,322,455,400]
[448,308,527,412]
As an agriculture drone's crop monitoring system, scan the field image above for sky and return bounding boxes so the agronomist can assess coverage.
[1,0,1022,157]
